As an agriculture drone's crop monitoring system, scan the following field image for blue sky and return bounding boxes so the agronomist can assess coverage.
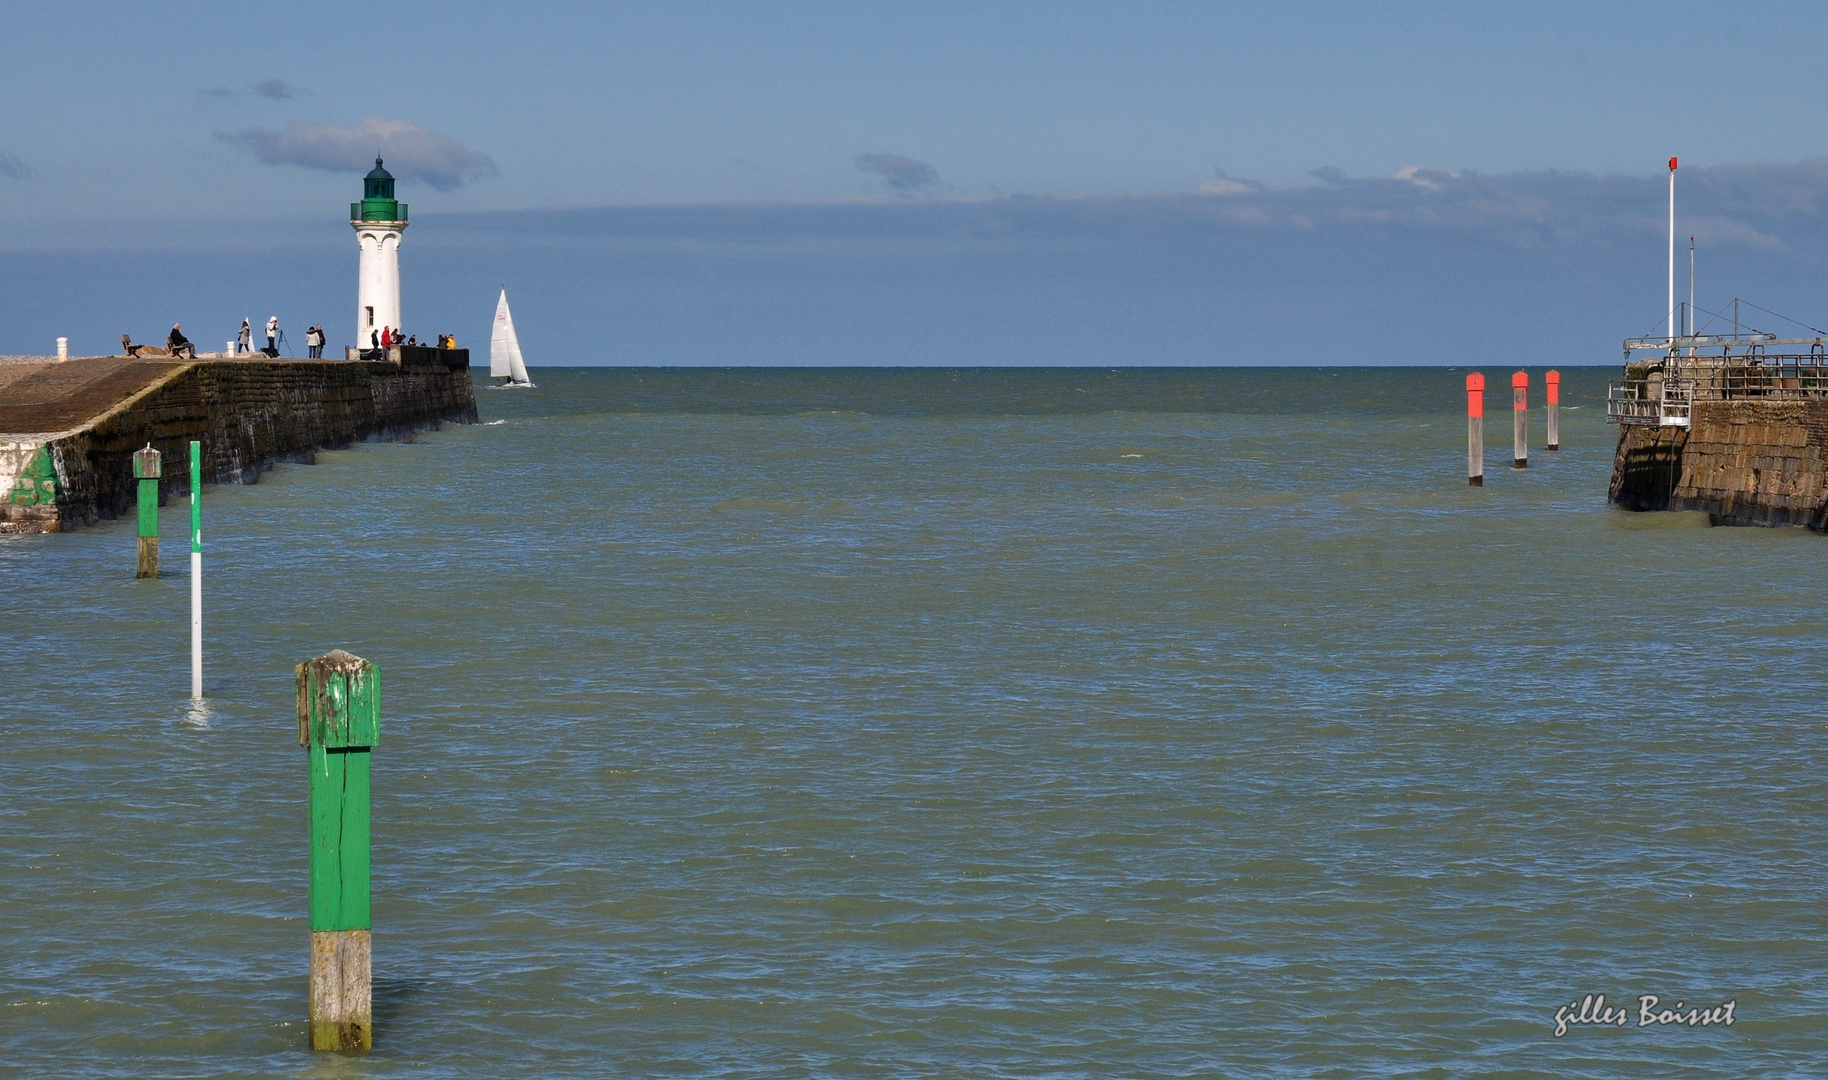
[5,2,1828,363]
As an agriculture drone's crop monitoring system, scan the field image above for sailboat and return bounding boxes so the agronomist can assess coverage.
[489,289,534,388]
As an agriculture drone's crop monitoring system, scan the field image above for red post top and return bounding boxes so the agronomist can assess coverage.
[1466,372,1484,417]
[1546,369,1560,404]
[1512,371,1528,389]
[1669,156,1678,171]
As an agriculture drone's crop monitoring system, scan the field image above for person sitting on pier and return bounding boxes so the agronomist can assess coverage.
[166,323,194,359]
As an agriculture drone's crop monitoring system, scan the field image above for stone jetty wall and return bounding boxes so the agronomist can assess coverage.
[1609,399,1828,527]
[1,349,476,533]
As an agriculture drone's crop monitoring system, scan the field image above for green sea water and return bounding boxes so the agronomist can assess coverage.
[3,367,1825,1077]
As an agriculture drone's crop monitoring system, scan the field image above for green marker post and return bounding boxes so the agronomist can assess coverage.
[132,444,161,578]
[297,650,381,1052]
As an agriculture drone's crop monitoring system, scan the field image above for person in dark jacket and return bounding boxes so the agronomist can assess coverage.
[167,323,193,359]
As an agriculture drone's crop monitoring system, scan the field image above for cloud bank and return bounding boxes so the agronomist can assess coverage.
[0,152,28,180]
[253,79,300,100]
[855,152,944,194]
[222,118,498,190]
[1180,160,1828,251]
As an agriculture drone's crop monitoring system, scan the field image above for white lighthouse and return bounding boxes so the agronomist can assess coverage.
[351,157,408,348]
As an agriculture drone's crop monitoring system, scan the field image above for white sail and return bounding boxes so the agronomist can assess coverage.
[508,340,532,387]
[490,290,514,377]
[490,289,534,386]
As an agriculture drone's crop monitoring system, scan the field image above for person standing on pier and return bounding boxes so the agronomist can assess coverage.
[266,316,280,354]
[306,325,324,358]
[237,319,252,354]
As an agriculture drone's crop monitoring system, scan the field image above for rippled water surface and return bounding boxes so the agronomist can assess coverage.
[4,367,1826,1077]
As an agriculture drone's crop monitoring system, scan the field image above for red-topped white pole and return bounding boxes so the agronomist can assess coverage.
[1512,371,1529,469]
[1466,372,1485,486]
[1545,370,1561,451]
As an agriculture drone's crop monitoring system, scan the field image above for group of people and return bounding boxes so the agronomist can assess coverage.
[230,317,327,357]
[367,327,459,350]
[154,319,451,361]
[371,325,414,349]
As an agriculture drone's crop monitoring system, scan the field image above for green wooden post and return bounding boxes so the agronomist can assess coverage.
[297,650,381,1052]
[132,444,161,578]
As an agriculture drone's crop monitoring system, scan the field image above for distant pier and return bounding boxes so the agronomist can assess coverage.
[1,349,476,534]
[1608,338,1828,527]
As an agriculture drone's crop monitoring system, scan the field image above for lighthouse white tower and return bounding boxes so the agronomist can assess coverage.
[351,157,408,348]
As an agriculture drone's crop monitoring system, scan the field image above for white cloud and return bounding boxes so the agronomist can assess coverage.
[222,118,497,190]
[1198,169,1264,196]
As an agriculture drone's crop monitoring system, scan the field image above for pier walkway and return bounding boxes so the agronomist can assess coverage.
[0,357,186,436]
[1,350,476,533]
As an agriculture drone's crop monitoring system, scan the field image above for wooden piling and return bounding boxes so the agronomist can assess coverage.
[1545,369,1560,450]
[1466,372,1484,486]
[133,444,160,578]
[1511,370,1528,469]
[298,650,381,1052]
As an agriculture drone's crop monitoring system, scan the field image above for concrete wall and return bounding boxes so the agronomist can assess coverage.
[0,352,476,533]
[1609,399,1828,527]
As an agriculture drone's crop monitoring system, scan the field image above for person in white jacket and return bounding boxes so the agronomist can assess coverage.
[266,316,279,354]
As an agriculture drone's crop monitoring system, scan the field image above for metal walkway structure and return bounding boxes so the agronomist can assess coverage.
[1607,328,1828,429]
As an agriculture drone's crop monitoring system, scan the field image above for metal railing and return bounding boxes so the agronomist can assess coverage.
[349,202,409,223]
[1678,354,1828,399]
[1661,379,1693,426]
[1606,352,1828,427]
[1607,379,1693,427]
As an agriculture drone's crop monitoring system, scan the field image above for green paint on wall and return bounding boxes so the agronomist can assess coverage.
[9,446,58,507]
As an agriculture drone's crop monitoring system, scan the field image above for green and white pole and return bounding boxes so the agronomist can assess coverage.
[133,444,161,579]
[298,651,379,1051]
[189,440,202,700]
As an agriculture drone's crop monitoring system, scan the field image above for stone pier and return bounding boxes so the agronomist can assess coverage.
[1609,399,1828,528]
[1,349,477,534]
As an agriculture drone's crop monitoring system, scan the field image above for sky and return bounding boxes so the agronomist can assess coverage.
[5,1,1828,363]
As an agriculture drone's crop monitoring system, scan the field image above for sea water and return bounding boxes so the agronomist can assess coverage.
[3,367,1825,1077]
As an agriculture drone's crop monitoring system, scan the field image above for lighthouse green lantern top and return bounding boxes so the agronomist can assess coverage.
[351,157,408,223]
